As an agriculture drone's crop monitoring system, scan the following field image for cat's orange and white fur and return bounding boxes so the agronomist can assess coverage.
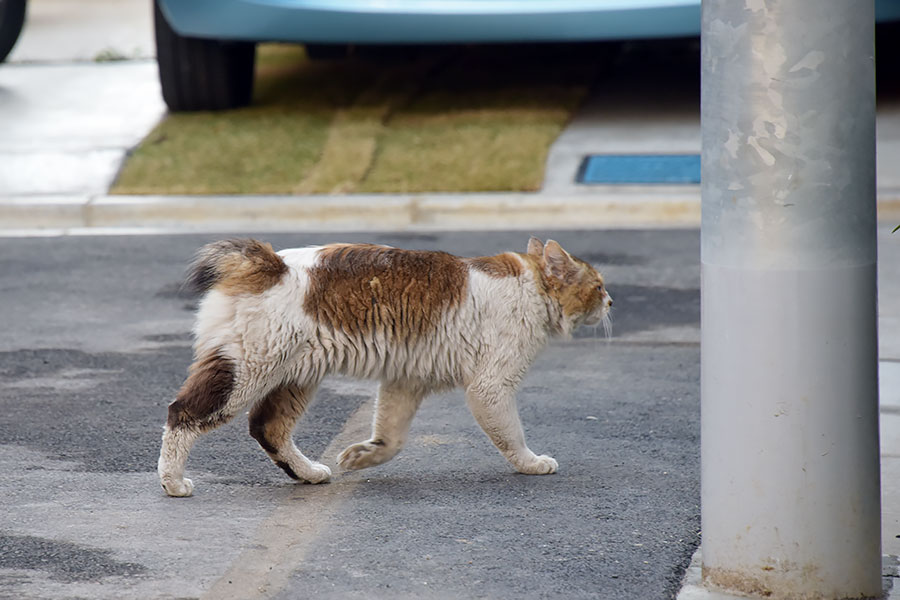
[158,237,612,497]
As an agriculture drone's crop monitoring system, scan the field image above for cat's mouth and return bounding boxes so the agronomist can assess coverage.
[583,313,603,326]
[582,308,610,327]
[581,305,613,338]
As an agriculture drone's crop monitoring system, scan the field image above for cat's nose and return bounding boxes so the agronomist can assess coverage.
[607,296,613,306]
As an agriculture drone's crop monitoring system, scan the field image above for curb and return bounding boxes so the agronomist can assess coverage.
[4,190,899,234]
[0,189,704,233]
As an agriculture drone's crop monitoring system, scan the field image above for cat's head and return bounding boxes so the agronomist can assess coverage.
[527,237,613,335]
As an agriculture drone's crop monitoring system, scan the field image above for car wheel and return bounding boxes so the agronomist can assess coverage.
[154,0,256,111]
[0,0,26,63]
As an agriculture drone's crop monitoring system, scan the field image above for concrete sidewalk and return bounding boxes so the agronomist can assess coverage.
[0,0,163,206]
[7,0,154,63]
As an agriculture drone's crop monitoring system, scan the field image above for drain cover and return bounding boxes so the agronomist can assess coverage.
[577,154,700,184]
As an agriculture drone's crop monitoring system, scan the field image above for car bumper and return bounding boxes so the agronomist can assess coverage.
[157,0,702,44]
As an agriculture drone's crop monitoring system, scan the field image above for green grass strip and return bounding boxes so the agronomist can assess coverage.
[113,44,595,195]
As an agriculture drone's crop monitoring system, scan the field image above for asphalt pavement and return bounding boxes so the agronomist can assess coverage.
[0,229,897,600]
[0,231,702,599]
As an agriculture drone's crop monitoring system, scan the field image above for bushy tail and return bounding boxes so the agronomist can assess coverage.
[184,239,288,296]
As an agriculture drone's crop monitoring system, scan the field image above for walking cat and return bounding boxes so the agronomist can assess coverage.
[158,237,612,497]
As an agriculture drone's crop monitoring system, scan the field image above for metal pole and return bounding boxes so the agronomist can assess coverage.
[700,1,880,598]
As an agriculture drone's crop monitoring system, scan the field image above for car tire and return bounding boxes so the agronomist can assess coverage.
[154,0,256,111]
[0,0,26,63]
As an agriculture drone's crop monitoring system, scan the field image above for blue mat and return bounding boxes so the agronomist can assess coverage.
[577,154,701,184]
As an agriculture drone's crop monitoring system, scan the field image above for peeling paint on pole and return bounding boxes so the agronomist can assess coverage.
[700,1,881,598]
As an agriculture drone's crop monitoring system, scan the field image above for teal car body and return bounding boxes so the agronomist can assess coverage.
[157,0,900,44]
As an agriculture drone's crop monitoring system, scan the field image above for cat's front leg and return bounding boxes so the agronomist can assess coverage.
[338,381,426,471]
[465,381,558,475]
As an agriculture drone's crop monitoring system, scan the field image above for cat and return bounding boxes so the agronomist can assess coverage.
[158,237,612,497]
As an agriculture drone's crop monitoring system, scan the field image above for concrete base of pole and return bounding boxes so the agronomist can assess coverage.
[700,262,881,598]
[678,550,900,600]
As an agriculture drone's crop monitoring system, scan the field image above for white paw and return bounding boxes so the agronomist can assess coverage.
[338,441,388,471]
[517,454,558,475]
[304,462,332,484]
[161,477,194,497]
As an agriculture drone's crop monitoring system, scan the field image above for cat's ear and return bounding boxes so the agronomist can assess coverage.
[543,240,577,281]
[527,237,544,257]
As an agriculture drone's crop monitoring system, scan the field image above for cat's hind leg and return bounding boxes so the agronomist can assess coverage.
[248,383,331,483]
[465,381,557,475]
[338,381,425,471]
[158,351,247,497]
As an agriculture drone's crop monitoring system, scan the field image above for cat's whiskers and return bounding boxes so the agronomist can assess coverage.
[602,311,613,341]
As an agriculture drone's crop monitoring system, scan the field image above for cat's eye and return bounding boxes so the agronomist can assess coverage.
[597,285,604,293]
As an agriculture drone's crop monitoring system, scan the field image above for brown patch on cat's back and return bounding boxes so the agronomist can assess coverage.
[304,244,468,337]
[466,253,524,278]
